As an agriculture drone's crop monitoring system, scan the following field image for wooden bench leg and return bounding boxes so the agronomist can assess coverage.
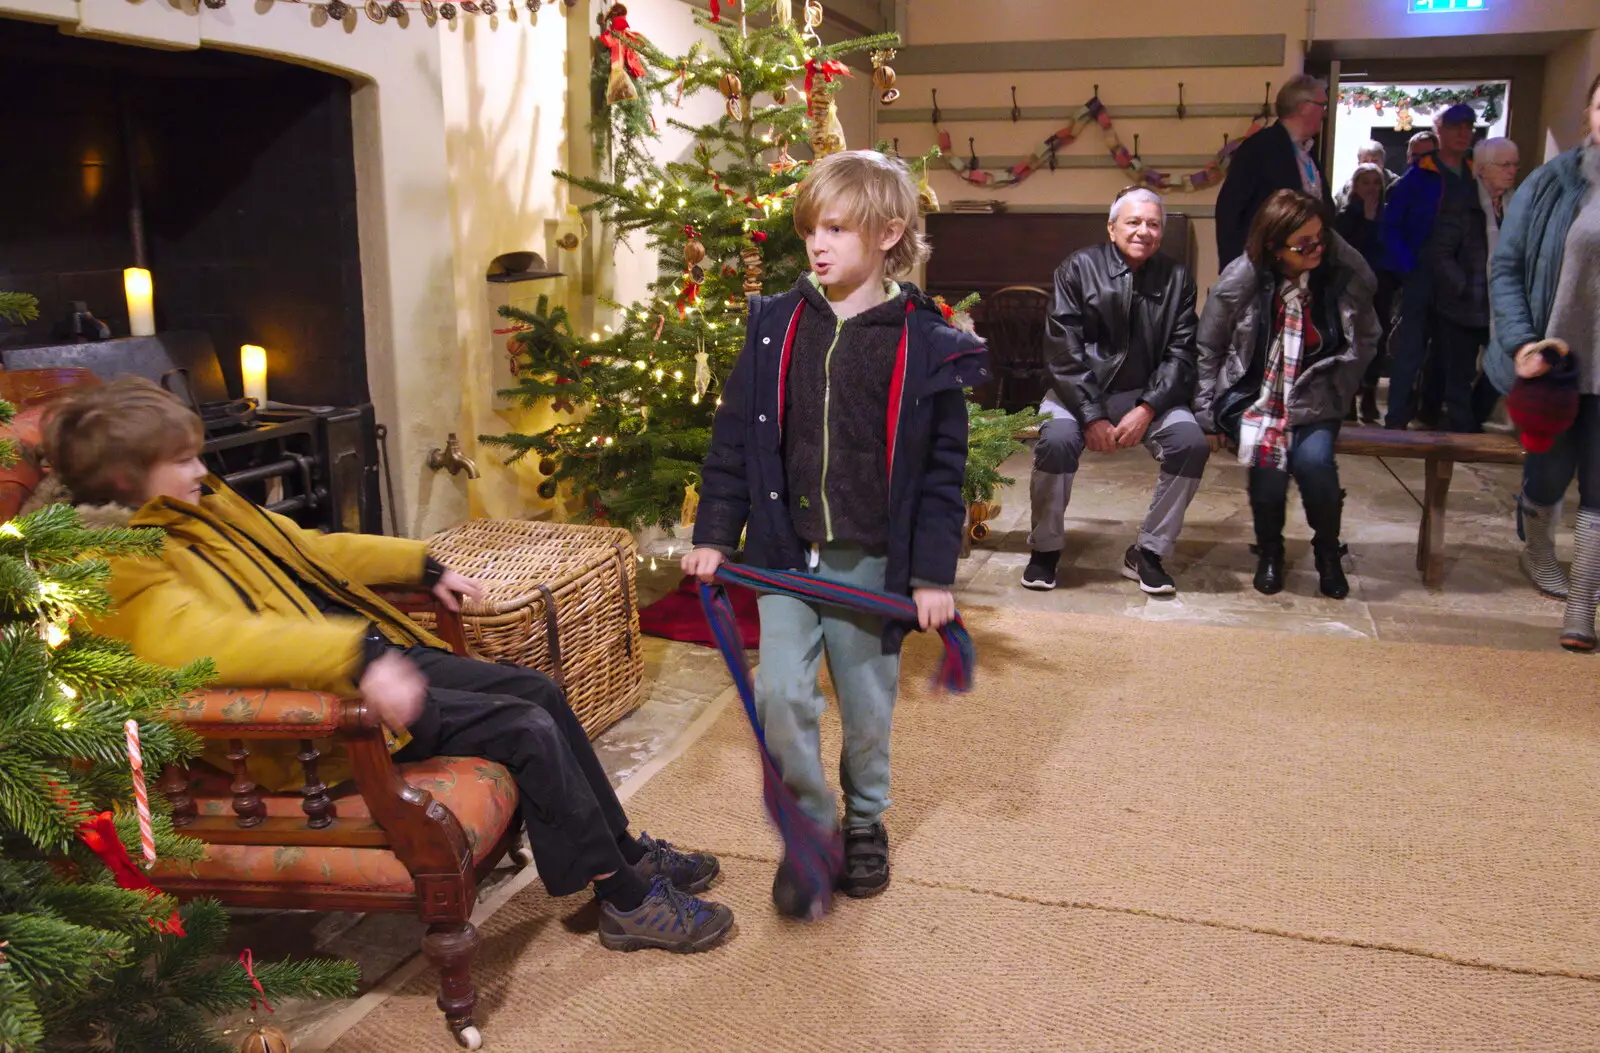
[1417,456,1454,586]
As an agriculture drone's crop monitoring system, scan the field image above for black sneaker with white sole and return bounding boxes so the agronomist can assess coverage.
[1121,545,1176,595]
[1021,550,1060,591]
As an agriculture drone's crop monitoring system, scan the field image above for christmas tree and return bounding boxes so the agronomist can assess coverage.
[481,0,901,529]
[0,406,358,1052]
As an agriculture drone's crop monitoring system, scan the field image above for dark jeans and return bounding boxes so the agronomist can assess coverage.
[1435,317,1488,433]
[1523,395,1600,512]
[1385,269,1436,429]
[1247,420,1343,545]
[392,647,631,897]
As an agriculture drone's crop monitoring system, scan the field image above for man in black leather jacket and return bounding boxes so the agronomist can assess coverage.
[1022,188,1209,595]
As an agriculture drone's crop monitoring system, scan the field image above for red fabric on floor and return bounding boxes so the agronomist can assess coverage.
[639,574,761,647]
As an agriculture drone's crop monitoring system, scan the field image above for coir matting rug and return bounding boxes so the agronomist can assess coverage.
[332,609,1600,1051]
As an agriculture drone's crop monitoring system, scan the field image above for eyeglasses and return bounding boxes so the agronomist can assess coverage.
[1284,237,1326,256]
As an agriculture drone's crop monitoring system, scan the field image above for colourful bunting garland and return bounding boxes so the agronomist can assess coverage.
[1336,82,1505,124]
[936,96,1268,194]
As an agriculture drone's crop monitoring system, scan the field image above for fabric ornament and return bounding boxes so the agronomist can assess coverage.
[681,479,700,526]
[707,0,735,22]
[600,4,646,106]
[694,344,712,398]
[77,811,186,936]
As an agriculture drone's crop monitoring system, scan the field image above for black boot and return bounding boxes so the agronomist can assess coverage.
[1359,384,1380,425]
[1253,541,1286,595]
[1313,539,1350,599]
[1249,496,1287,595]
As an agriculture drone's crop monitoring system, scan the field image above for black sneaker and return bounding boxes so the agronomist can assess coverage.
[632,832,719,893]
[598,875,734,953]
[837,822,890,898]
[1121,545,1176,595]
[772,855,831,921]
[1021,550,1059,591]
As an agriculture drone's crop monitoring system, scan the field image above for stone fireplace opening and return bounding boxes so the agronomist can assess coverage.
[0,16,366,409]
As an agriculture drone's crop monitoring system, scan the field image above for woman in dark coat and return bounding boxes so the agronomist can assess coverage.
[1195,190,1382,598]
[1334,162,1392,423]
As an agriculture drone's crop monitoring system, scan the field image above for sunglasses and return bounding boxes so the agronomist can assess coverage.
[1284,236,1326,256]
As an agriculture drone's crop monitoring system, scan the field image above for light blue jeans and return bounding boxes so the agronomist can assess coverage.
[755,544,902,831]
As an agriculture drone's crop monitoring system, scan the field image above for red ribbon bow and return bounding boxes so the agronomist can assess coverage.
[76,811,186,936]
[240,949,274,1013]
[599,13,645,81]
[803,59,852,115]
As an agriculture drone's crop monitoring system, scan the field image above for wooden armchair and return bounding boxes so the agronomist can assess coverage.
[151,591,526,1051]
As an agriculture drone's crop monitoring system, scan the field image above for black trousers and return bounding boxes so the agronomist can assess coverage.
[391,647,630,897]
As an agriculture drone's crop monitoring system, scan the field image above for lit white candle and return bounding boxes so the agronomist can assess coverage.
[240,344,268,405]
[123,268,154,337]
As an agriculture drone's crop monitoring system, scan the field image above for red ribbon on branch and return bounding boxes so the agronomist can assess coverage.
[76,811,186,936]
[803,59,852,115]
[708,0,735,23]
[239,949,274,1013]
[599,10,645,80]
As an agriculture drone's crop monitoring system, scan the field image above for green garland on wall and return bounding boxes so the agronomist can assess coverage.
[1337,83,1505,124]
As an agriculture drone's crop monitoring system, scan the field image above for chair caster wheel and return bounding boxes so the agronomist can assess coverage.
[453,1024,483,1050]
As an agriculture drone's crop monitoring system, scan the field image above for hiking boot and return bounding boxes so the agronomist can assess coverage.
[1121,545,1176,595]
[1313,541,1350,599]
[772,855,831,921]
[1021,550,1059,591]
[598,875,734,953]
[837,822,890,898]
[1252,541,1286,596]
[632,832,720,894]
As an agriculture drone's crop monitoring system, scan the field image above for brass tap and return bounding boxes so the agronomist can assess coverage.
[426,433,480,480]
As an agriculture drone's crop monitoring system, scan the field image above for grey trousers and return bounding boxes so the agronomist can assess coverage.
[1027,389,1210,558]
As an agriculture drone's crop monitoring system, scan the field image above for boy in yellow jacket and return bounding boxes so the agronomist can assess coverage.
[42,378,732,954]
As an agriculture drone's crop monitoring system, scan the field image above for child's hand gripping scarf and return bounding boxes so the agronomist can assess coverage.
[1238,273,1311,471]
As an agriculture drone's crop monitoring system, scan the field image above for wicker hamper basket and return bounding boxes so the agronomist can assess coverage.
[423,519,646,738]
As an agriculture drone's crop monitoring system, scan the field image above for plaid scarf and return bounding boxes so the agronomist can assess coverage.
[1238,275,1310,471]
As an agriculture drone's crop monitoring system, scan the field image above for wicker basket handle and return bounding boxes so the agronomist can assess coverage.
[536,583,565,686]
[610,542,635,658]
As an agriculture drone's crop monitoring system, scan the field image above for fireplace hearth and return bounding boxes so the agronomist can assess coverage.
[0,17,368,410]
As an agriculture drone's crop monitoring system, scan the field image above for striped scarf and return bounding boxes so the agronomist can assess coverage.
[698,564,976,915]
[1238,275,1309,471]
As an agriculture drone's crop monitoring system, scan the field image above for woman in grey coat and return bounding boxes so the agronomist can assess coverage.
[1489,74,1600,650]
[1195,190,1381,599]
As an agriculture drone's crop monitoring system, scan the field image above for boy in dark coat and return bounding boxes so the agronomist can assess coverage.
[683,150,989,918]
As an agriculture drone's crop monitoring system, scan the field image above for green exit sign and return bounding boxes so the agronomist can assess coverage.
[1408,0,1487,12]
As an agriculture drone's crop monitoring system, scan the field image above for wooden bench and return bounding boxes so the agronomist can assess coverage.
[1335,426,1525,586]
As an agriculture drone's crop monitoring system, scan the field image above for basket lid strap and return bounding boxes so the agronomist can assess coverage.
[610,541,635,658]
[535,584,565,686]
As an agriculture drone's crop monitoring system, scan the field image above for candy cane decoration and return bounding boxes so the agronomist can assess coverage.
[124,719,157,867]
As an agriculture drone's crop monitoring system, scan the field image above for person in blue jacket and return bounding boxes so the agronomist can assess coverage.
[1485,74,1600,650]
[683,150,988,917]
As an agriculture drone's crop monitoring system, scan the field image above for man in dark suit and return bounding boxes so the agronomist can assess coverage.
[1215,75,1335,266]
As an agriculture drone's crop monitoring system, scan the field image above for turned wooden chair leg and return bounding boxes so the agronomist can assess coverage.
[422,920,483,1050]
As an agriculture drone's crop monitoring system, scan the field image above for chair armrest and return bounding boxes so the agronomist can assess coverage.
[169,688,362,738]
[374,586,471,657]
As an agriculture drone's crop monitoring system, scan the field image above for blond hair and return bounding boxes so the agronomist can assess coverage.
[793,150,929,277]
[43,377,205,505]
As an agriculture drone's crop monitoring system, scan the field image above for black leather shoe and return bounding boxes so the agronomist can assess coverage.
[1252,542,1285,595]
[1314,542,1350,599]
